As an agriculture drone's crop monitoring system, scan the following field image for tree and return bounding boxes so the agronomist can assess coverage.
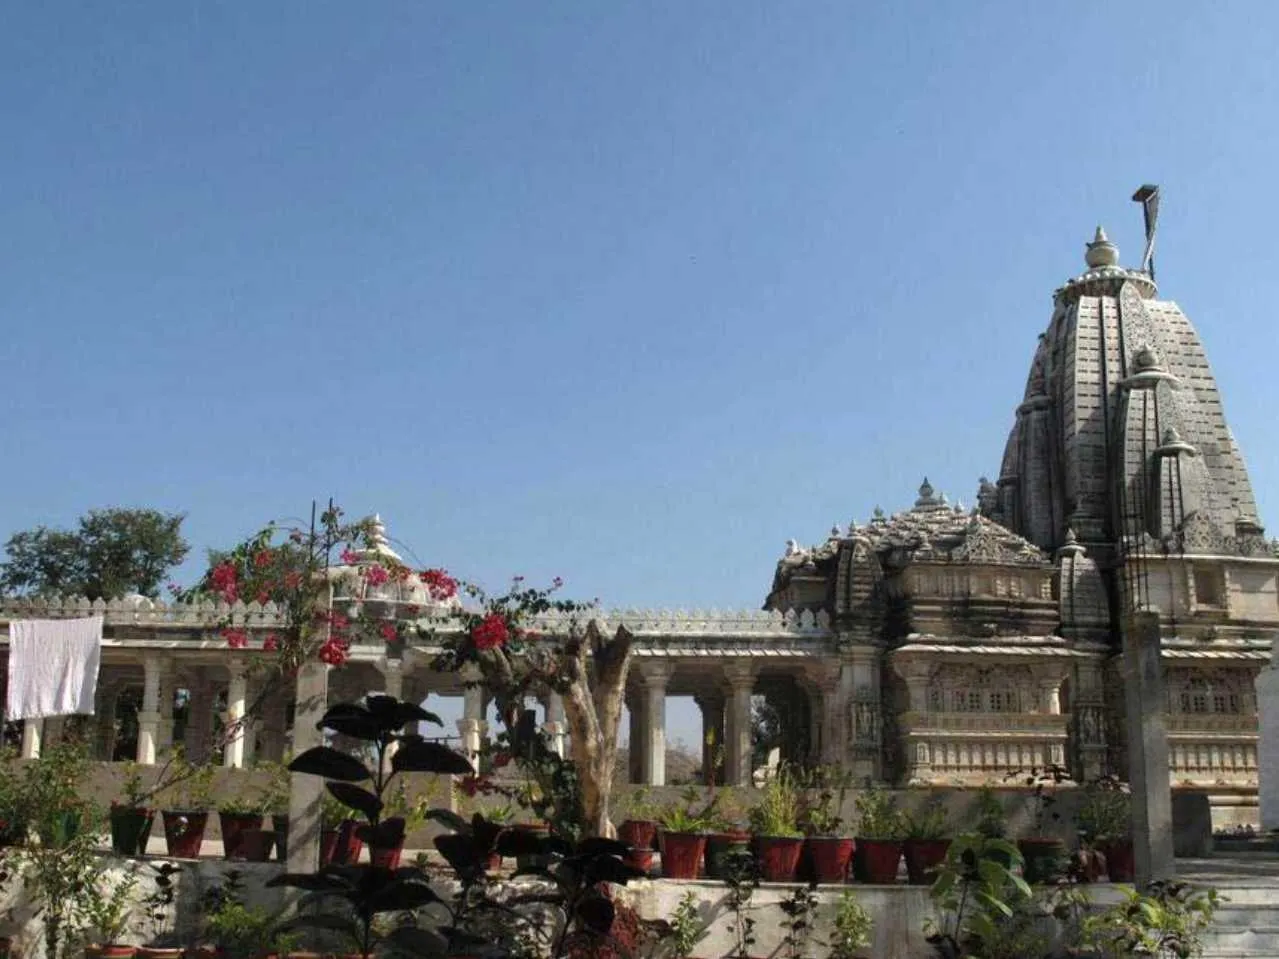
[0,508,190,600]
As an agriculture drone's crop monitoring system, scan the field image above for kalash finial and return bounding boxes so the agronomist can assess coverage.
[1085,226,1119,269]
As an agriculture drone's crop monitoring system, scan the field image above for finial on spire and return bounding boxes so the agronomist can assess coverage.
[1085,226,1119,269]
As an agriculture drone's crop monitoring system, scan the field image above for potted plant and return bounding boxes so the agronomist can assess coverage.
[971,783,1012,869]
[924,833,1040,959]
[135,863,184,959]
[748,767,804,883]
[81,868,141,959]
[705,788,752,881]
[218,787,265,861]
[617,786,660,864]
[778,882,818,959]
[368,779,415,869]
[1078,880,1221,958]
[320,791,361,867]
[851,784,904,884]
[159,749,215,859]
[660,890,707,959]
[828,890,873,959]
[257,761,292,862]
[480,803,514,872]
[1012,766,1069,884]
[110,764,156,857]
[798,766,855,884]
[201,871,296,959]
[902,794,951,885]
[1076,777,1134,882]
[657,788,713,880]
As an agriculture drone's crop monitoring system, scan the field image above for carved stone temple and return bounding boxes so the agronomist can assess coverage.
[1,195,1276,829]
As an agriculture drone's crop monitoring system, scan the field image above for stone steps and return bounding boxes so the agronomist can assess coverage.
[1204,901,1279,958]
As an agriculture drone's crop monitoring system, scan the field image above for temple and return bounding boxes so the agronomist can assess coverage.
[2,194,1277,828]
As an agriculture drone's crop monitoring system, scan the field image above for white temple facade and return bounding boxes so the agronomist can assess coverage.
[1,197,1276,828]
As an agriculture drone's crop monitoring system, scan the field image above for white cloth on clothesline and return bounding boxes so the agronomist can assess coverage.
[5,615,102,721]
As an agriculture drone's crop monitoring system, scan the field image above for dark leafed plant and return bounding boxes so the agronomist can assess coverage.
[269,693,473,958]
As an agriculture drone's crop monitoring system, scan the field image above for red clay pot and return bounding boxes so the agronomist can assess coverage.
[90,946,138,959]
[618,819,659,852]
[903,839,951,885]
[238,828,276,863]
[853,839,902,884]
[136,948,185,959]
[756,836,804,883]
[659,831,706,879]
[1101,839,1135,882]
[805,836,855,884]
[625,848,655,873]
[320,820,364,865]
[218,811,264,859]
[1018,838,1067,884]
[161,811,208,859]
[369,842,404,869]
[705,830,752,879]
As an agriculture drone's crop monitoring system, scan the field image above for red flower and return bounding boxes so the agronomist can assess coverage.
[379,622,398,642]
[210,562,239,603]
[340,548,360,565]
[420,568,458,601]
[458,775,489,797]
[222,628,248,649]
[255,591,271,605]
[318,637,349,666]
[284,572,302,589]
[492,751,512,769]
[471,613,509,651]
[263,634,280,652]
[253,550,272,569]
[364,564,390,587]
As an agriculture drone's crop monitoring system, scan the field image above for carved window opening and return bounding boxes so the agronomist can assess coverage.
[1170,671,1251,716]
[1193,567,1225,608]
[932,666,1027,714]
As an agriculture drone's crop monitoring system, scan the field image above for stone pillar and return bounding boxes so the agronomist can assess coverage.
[637,662,672,787]
[156,662,176,754]
[223,660,248,769]
[21,718,43,760]
[723,662,755,787]
[694,691,725,785]
[287,662,330,875]
[136,654,162,765]
[626,692,645,785]
[845,645,883,781]
[376,656,409,771]
[1258,653,1279,829]
[457,667,484,769]
[1123,610,1175,882]
[260,692,290,763]
[1073,659,1108,782]
[184,678,215,764]
[543,692,566,758]
[95,681,120,760]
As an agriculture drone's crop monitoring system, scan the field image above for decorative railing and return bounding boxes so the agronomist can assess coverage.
[1168,737,1257,785]
[0,597,833,641]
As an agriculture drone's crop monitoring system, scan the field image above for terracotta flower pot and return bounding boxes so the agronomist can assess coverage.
[625,848,655,874]
[705,831,752,880]
[161,810,208,859]
[91,946,138,959]
[136,948,185,959]
[239,828,276,862]
[903,838,951,885]
[513,822,552,871]
[1101,839,1135,882]
[110,806,155,856]
[1017,838,1067,884]
[755,836,804,883]
[659,831,707,879]
[219,811,264,859]
[804,836,855,884]
[369,841,404,869]
[853,839,902,884]
[320,820,364,865]
[618,819,659,852]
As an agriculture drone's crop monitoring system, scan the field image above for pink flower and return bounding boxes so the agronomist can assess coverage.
[379,622,398,642]
[210,562,239,603]
[364,564,390,587]
[318,637,349,666]
[420,568,458,601]
[471,613,509,651]
[340,548,360,565]
[263,634,279,652]
[222,628,248,649]
[284,572,302,589]
[253,550,272,569]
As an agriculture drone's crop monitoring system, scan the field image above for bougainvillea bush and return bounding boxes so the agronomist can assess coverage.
[184,503,636,839]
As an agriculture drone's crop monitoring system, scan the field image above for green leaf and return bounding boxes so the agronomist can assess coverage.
[390,738,474,775]
[326,781,383,821]
[289,746,371,783]
[318,703,383,741]
[423,808,470,833]
[368,879,444,913]
[387,925,448,959]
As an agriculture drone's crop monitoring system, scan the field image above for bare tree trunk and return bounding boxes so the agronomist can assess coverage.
[562,623,633,837]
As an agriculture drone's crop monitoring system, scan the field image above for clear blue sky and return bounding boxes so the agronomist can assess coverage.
[4,1,1278,620]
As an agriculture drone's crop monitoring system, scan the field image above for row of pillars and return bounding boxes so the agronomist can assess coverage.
[454,664,567,764]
